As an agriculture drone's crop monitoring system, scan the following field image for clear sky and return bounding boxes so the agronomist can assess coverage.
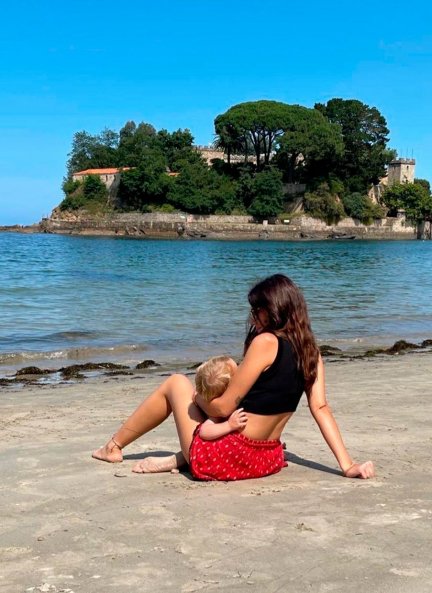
[1,0,431,225]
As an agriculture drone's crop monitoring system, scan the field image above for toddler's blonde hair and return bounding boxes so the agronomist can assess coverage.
[195,356,235,402]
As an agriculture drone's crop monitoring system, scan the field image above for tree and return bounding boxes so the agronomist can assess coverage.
[66,129,119,176]
[59,175,108,211]
[117,148,170,211]
[382,182,432,222]
[99,127,119,149]
[248,168,284,219]
[414,178,431,195]
[275,106,343,183]
[342,192,385,224]
[214,101,295,170]
[235,168,256,210]
[117,121,158,166]
[156,128,194,170]
[66,131,101,176]
[214,121,250,166]
[59,178,85,210]
[167,160,237,214]
[303,182,345,224]
[82,175,108,203]
[315,99,392,191]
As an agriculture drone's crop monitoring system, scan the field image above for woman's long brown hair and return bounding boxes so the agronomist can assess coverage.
[245,274,320,393]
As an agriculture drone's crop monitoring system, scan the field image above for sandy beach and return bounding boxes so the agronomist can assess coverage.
[1,353,431,593]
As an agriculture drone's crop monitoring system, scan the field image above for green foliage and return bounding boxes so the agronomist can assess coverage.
[230,206,248,215]
[342,192,385,224]
[62,178,81,196]
[303,182,345,224]
[275,106,343,183]
[117,149,170,211]
[382,183,432,222]
[116,122,196,170]
[59,193,86,211]
[215,100,296,170]
[167,160,237,214]
[66,129,119,176]
[315,99,392,192]
[414,178,431,195]
[59,175,108,211]
[155,203,177,213]
[235,170,255,209]
[61,100,408,221]
[82,175,108,202]
[117,122,158,167]
[327,176,345,196]
[248,168,284,219]
[170,145,203,172]
[157,128,195,169]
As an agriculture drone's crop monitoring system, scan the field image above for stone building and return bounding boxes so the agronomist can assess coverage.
[72,167,133,206]
[387,158,416,186]
[369,158,416,203]
[72,167,132,191]
[195,146,257,165]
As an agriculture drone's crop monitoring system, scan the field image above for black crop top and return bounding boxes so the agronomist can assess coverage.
[240,337,305,415]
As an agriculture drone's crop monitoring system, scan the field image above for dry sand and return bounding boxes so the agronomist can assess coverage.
[1,353,431,593]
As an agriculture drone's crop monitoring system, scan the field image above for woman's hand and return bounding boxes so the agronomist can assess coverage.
[227,408,248,431]
[343,461,375,479]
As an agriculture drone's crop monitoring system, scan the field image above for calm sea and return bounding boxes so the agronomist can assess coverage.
[1,232,432,374]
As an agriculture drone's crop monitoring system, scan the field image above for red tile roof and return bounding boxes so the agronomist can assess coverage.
[73,167,132,176]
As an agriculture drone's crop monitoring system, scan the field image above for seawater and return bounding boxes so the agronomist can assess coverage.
[1,232,432,374]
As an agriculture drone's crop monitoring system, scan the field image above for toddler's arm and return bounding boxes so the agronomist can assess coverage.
[199,408,248,441]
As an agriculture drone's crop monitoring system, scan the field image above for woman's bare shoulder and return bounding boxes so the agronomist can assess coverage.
[250,332,278,347]
[247,332,279,358]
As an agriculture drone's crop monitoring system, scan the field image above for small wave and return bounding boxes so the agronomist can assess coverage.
[0,329,104,347]
[47,330,103,340]
[0,351,66,364]
[0,344,148,366]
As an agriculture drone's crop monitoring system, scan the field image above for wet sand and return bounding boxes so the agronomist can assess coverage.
[1,353,431,593]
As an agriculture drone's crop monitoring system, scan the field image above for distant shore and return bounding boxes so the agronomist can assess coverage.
[0,224,41,233]
[1,210,419,240]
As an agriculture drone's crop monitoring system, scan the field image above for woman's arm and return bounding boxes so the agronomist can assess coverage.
[199,409,248,440]
[195,333,278,418]
[307,355,375,479]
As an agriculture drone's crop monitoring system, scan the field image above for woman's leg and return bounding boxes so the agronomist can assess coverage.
[92,374,205,465]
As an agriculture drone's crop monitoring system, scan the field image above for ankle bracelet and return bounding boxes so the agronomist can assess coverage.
[111,437,122,450]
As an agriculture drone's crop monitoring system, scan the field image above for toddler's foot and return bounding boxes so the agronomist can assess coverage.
[132,454,178,474]
[92,439,123,463]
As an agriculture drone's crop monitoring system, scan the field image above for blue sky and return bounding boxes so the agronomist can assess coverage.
[1,0,431,224]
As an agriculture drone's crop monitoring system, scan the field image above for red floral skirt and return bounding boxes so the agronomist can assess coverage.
[189,425,287,481]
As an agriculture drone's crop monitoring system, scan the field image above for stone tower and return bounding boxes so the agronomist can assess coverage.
[387,159,415,186]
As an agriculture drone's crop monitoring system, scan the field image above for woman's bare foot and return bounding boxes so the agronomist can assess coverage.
[92,439,123,463]
[132,454,179,474]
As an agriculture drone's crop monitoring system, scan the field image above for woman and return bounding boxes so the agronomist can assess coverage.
[92,274,374,480]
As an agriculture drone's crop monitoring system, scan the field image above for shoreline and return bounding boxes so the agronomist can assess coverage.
[1,338,431,389]
[2,353,432,592]
[1,210,419,240]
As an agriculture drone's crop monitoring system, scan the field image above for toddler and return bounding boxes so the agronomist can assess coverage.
[194,355,247,439]
[133,355,246,473]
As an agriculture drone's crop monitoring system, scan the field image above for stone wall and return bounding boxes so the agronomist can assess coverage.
[292,215,415,238]
[41,211,418,240]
